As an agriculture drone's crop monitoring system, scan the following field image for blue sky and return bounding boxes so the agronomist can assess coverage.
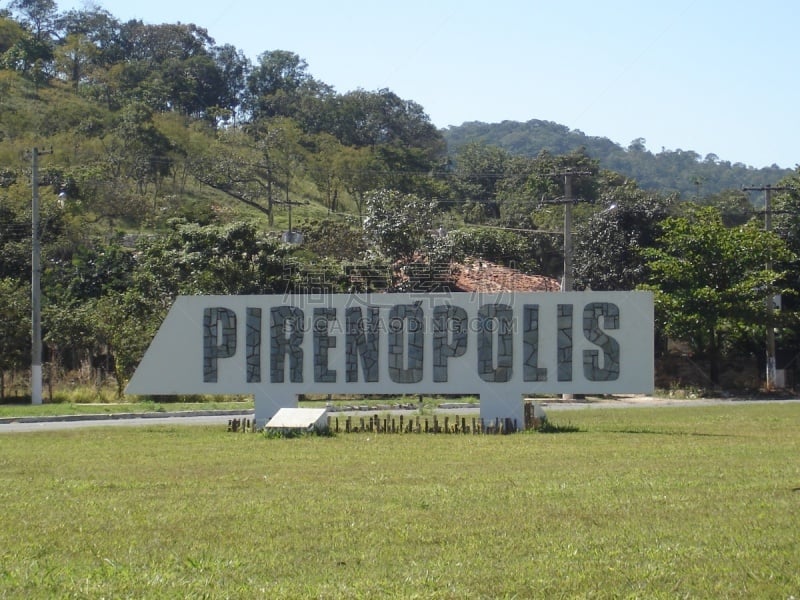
[60,0,800,169]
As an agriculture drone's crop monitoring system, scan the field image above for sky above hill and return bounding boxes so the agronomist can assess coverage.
[60,0,800,170]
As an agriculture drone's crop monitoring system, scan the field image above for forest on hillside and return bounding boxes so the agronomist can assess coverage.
[443,120,794,199]
[1,0,800,397]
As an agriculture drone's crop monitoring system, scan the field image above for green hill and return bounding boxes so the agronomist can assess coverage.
[442,119,793,198]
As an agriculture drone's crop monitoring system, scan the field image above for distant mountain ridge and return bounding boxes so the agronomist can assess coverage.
[442,119,793,198]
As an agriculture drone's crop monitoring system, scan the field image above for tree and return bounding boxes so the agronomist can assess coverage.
[447,227,527,266]
[338,144,382,218]
[769,180,800,375]
[331,88,445,194]
[573,181,673,290]
[697,189,754,227]
[641,206,795,385]
[211,43,250,126]
[7,0,57,42]
[42,301,98,381]
[246,50,314,119]
[160,52,226,118]
[0,202,30,280]
[53,32,97,87]
[116,20,212,66]
[771,177,800,264]
[362,189,436,262]
[191,118,304,226]
[0,13,26,53]
[298,216,367,261]
[1,26,52,76]
[305,132,345,213]
[56,5,122,65]
[132,219,289,298]
[92,289,162,397]
[108,101,173,195]
[449,141,510,221]
[0,278,30,399]
[88,20,220,113]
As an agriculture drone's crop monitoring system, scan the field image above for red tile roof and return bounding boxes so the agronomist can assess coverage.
[451,259,560,293]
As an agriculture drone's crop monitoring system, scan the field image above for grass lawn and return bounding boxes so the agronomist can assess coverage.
[0,394,463,420]
[0,399,253,419]
[0,403,798,598]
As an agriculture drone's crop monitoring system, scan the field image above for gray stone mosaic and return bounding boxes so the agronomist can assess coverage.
[270,306,304,383]
[477,304,512,382]
[388,304,424,383]
[557,304,573,381]
[432,305,468,382]
[313,308,337,383]
[346,306,380,382]
[203,307,236,383]
[246,307,261,382]
[523,304,547,382]
[583,302,620,381]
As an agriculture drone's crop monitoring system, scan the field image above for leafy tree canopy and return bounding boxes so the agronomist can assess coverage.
[640,205,795,384]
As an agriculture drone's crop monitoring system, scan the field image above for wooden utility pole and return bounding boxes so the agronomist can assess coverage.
[743,184,790,390]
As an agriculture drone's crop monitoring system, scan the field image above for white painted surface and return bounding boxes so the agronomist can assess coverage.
[265,408,328,431]
[126,292,654,425]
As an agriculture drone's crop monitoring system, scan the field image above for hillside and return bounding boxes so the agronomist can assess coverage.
[442,119,793,198]
[1,4,800,401]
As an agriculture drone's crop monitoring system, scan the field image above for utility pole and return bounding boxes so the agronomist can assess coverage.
[30,147,53,405]
[541,169,592,291]
[541,169,591,402]
[743,183,789,390]
[31,148,44,404]
[562,172,575,292]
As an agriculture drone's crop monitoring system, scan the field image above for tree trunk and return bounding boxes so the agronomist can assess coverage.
[267,178,274,226]
[708,327,720,386]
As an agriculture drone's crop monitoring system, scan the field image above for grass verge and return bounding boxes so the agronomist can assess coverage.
[0,403,798,598]
[0,394,476,420]
[0,399,253,419]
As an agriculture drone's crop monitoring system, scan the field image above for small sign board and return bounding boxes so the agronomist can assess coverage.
[265,407,328,432]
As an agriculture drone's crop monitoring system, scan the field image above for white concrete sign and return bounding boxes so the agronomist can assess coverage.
[126,291,654,426]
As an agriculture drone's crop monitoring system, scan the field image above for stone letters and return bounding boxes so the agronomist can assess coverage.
[432,305,467,382]
[203,307,236,382]
[270,306,304,383]
[202,301,621,386]
[346,306,380,383]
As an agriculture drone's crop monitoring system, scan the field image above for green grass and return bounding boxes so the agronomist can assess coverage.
[0,403,798,598]
[0,394,478,419]
[0,398,253,419]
